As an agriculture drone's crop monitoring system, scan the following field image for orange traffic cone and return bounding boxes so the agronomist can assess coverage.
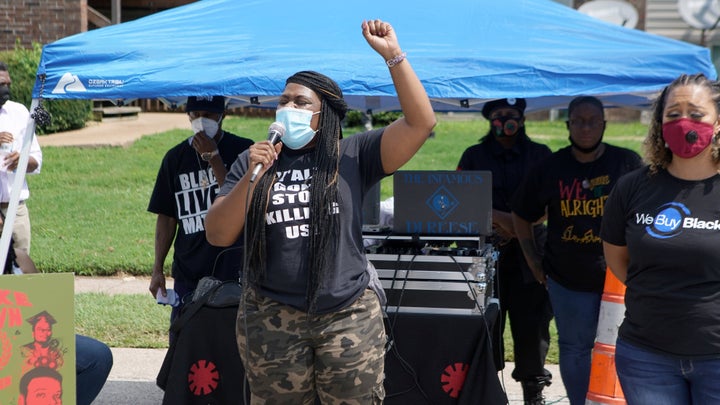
[586,269,626,405]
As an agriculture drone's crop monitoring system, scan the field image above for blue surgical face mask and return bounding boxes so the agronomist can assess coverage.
[191,117,221,138]
[275,107,319,150]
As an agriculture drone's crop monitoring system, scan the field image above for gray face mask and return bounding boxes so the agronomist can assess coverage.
[191,117,221,137]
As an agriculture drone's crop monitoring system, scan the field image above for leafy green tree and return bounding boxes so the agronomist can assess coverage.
[0,42,91,134]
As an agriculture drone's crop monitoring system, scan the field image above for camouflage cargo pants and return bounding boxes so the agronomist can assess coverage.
[237,288,386,405]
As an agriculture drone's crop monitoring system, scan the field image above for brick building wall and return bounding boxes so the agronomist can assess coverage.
[0,0,83,51]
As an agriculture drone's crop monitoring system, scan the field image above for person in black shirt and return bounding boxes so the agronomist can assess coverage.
[206,20,436,403]
[147,96,253,334]
[457,98,553,404]
[512,96,642,405]
[602,73,720,404]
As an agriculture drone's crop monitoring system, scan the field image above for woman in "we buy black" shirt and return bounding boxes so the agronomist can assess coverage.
[602,73,720,405]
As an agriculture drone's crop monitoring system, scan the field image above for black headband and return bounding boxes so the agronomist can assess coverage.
[287,71,348,120]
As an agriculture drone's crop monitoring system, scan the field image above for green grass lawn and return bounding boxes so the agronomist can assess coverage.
[34,113,647,358]
[75,293,170,348]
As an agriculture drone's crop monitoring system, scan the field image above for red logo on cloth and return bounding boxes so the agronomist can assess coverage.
[440,362,469,398]
[188,359,220,396]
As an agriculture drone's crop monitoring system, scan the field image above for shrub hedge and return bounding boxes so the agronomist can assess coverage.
[0,42,92,134]
[344,109,402,128]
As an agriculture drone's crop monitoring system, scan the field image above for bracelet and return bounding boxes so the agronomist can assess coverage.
[385,52,407,68]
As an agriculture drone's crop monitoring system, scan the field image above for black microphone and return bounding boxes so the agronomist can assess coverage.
[250,121,285,183]
[686,130,698,144]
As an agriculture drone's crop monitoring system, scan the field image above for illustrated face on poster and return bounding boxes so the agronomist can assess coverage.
[21,311,65,372]
[0,274,75,405]
[32,317,53,345]
[17,367,63,405]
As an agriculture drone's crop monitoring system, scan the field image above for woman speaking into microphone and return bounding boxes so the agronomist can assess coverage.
[205,19,436,403]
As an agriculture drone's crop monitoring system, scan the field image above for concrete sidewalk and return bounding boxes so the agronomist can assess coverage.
[75,276,569,404]
[38,112,188,148]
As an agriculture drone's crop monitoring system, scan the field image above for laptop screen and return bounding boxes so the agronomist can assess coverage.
[392,170,492,236]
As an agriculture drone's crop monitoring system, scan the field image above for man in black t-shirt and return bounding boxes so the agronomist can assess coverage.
[512,96,642,405]
[458,98,553,404]
[147,96,253,334]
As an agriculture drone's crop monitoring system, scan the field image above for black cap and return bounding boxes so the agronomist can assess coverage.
[481,98,527,119]
[26,310,56,326]
[186,96,226,113]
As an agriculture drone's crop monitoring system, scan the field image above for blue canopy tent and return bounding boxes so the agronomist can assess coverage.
[0,0,715,267]
[31,0,716,112]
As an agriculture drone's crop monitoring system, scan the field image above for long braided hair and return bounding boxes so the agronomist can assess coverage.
[245,71,348,311]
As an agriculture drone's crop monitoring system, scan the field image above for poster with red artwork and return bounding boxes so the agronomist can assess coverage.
[0,273,75,405]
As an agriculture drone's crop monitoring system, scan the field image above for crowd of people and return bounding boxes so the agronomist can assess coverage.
[3,16,719,405]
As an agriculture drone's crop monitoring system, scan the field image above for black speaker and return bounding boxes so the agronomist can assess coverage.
[383,303,506,405]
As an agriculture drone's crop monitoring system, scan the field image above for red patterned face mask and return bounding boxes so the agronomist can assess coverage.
[662,118,715,159]
[491,117,520,137]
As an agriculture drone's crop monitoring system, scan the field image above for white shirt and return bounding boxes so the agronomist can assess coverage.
[0,100,43,202]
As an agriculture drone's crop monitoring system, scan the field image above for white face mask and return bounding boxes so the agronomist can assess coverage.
[191,117,221,137]
[275,107,319,150]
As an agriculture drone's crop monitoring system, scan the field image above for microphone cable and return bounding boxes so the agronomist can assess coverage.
[448,245,506,402]
[240,170,255,405]
[448,249,498,365]
[450,244,499,340]
[383,251,431,403]
[209,245,243,280]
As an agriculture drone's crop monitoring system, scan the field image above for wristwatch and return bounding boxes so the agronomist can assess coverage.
[201,149,218,161]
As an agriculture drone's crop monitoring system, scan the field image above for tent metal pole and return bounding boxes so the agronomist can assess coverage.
[111,0,122,24]
[0,98,38,271]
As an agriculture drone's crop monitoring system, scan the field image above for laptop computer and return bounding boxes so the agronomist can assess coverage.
[392,170,492,236]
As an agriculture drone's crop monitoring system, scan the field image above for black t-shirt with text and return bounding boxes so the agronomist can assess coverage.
[219,129,386,313]
[512,144,642,292]
[601,167,720,358]
[148,132,253,286]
